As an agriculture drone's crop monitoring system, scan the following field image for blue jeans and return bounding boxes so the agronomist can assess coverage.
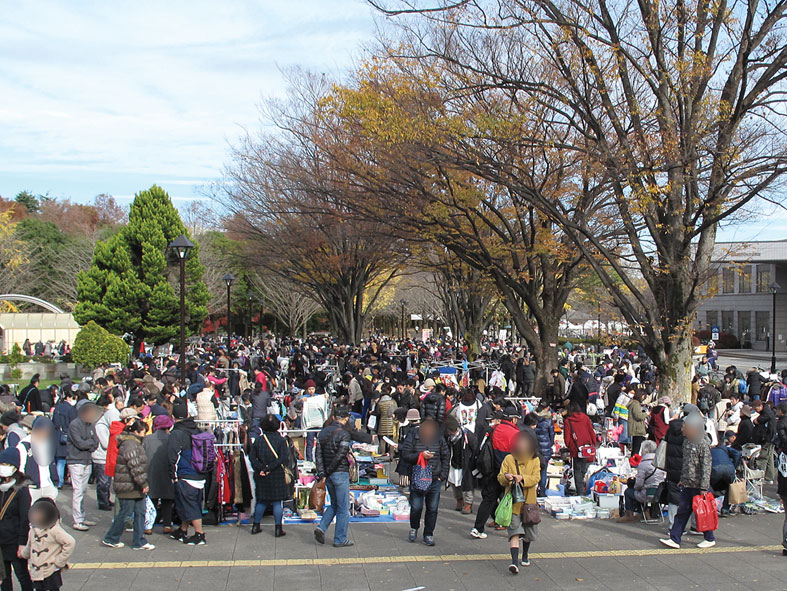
[306,431,316,462]
[103,497,147,548]
[624,487,642,512]
[410,479,441,536]
[253,500,283,525]
[318,472,350,544]
[669,487,714,544]
[56,458,66,488]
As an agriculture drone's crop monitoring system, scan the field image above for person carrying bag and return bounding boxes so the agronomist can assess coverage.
[497,430,542,575]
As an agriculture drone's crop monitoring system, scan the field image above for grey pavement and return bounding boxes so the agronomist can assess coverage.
[41,484,787,591]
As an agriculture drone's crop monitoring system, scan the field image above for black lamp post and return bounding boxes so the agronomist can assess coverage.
[247,291,254,340]
[770,280,780,374]
[400,299,407,340]
[222,273,235,342]
[168,234,194,382]
[260,298,265,338]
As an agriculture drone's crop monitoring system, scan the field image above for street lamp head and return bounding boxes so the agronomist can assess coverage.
[223,273,236,287]
[168,234,194,260]
[248,291,254,302]
[400,299,407,307]
[769,281,780,294]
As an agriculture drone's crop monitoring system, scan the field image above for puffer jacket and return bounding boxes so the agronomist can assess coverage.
[113,433,148,499]
[681,437,712,490]
[374,396,397,437]
[663,419,684,484]
[197,389,217,421]
[399,425,450,482]
[534,416,555,460]
[632,452,665,504]
[420,392,446,424]
[315,422,351,477]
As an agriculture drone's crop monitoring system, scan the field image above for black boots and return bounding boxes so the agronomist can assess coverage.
[251,523,285,537]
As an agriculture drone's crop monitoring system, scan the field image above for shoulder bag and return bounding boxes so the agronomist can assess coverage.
[514,458,541,525]
[262,433,293,485]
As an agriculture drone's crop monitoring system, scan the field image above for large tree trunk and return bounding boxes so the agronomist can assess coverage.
[653,324,694,403]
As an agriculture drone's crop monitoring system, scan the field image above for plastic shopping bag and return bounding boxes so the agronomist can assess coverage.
[494,492,513,528]
[692,491,719,532]
[144,496,157,531]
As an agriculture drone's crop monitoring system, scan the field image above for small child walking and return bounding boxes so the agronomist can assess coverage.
[20,498,75,591]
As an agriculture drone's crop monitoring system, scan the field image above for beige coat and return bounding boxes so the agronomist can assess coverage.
[197,388,218,421]
[20,522,75,581]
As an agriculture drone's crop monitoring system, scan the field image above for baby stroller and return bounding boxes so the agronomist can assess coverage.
[741,443,765,500]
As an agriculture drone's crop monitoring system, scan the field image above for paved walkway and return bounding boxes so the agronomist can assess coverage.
[50,487,787,591]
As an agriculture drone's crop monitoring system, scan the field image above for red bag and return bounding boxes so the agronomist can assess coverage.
[692,491,718,532]
[104,421,126,477]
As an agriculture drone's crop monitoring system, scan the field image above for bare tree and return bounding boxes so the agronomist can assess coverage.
[368,0,787,398]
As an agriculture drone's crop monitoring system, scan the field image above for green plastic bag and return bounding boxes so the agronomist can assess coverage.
[495,492,513,527]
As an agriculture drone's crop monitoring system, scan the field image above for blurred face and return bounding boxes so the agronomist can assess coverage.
[682,422,701,440]
[513,433,534,457]
[306,386,316,396]
[420,421,437,443]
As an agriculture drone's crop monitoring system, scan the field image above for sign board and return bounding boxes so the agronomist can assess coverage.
[711,325,720,341]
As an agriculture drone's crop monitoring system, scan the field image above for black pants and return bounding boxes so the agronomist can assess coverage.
[473,476,502,533]
[152,498,174,527]
[573,457,588,496]
[631,436,645,455]
[2,556,33,591]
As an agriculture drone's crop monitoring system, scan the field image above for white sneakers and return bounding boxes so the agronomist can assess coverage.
[101,540,124,548]
[470,528,488,539]
[659,538,680,549]
[660,538,716,549]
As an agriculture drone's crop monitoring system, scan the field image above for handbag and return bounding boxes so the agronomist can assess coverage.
[144,496,157,531]
[511,459,526,504]
[411,452,433,492]
[262,434,293,485]
[522,503,542,525]
[347,450,359,484]
[309,478,327,513]
[573,431,596,461]
[494,491,513,527]
[692,491,719,532]
[728,479,748,505]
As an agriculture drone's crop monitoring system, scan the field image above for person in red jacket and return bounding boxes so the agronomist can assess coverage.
[649,397,672,444]
[563,402,598,495]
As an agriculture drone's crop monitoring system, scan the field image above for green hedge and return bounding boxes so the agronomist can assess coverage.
[71,321,130,367]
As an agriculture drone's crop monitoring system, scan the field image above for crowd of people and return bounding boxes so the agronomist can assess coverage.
[0,333,785,586]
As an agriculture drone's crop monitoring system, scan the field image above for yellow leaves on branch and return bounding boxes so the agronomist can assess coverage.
[0,209,27,273]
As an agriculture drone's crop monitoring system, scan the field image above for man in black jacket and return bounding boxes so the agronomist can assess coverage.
[17,375,42,414]
[314,406,353,548]
[167,404,207,546]
[400,418,450,546]
[752,399,777,481]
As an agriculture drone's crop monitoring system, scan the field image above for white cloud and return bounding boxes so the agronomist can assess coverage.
[0,0,376,198]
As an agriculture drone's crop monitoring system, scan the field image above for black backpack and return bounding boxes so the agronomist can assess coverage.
[471,433,495,478]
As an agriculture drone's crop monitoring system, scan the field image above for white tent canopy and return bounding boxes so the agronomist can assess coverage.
[0,313,81,354]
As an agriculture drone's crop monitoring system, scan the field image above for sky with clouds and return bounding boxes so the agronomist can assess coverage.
[0,0,377,204]
[0,1,784,241]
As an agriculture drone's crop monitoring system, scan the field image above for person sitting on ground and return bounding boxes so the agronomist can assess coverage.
[617,440,665,523]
